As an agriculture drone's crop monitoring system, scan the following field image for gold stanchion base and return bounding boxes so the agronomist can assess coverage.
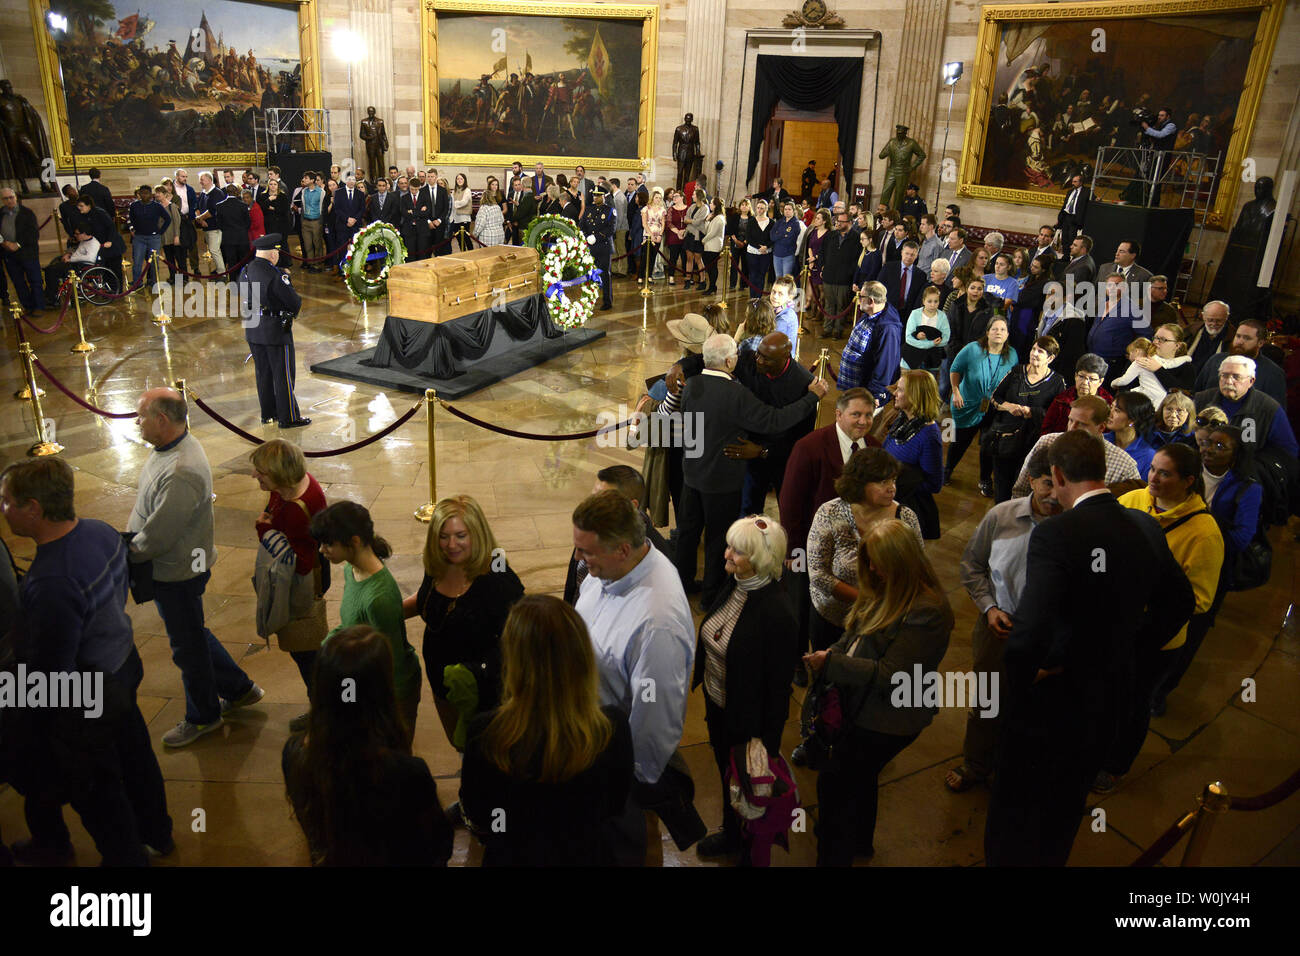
[14,385,44,400]
[71,340,96,353]
[29,440,63,457]
[414,502,435,523]
[153,315,173,326]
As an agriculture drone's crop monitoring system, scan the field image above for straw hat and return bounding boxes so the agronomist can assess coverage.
[666,313,713,353]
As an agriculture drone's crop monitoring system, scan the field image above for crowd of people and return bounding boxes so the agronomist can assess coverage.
[0,158,1296,869]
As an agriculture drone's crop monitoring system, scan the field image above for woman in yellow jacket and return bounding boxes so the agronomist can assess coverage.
[1095,442,1223,794]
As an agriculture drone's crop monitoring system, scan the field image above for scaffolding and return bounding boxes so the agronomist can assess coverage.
[1090,146,1221,302]
[253,108,331,157]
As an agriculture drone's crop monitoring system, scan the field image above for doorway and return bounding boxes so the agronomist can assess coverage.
[759,102,840,201]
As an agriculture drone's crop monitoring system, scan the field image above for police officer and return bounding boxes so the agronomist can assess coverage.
[240,233,309,428]
[580,187,615,311]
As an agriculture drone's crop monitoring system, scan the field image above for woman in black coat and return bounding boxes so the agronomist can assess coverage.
[692,515,799,859]
[217,185,251,275]
[261,182,293,268]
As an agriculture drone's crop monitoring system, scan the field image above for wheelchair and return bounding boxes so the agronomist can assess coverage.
[61,264,119,306]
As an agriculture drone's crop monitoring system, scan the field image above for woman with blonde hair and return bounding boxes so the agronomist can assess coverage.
[805,519,954,866]
[641,189,667,285]
[735,299,777,354]
[250,439,328,731]
[540,182,564,217]
[881,369,945,538]
[459,595,632,866]
[403,495,524,749]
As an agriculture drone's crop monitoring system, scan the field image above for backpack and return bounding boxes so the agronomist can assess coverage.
[1217,480,1273,591]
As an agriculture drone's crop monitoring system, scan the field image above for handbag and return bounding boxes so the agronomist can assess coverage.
[800,640,872,772]
[287,496,330,596]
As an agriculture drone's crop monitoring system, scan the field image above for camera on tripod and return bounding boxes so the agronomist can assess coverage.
[1128,108,1155,128]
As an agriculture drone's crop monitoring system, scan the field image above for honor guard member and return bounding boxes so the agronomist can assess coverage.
[241,234,310,428]
[580,187,616,311]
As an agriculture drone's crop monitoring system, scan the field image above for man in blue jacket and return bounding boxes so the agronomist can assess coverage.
[837,281,902,406]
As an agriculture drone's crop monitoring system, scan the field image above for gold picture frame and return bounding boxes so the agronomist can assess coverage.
[422,0,658,169]
[30,0,323,169]
[957,0,1286,228]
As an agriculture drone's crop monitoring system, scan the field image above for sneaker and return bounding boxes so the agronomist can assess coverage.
[1091,770,1121,794]
[144,836,176,858]
[11,838,74,866]
[289,712,309,733]
[220,683,265,715]
[696,831,741,858]
[978,479,994,498]
[162,717,224,748]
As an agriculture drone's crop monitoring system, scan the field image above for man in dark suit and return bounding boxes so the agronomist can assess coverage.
[563,466,671,605]
[368,177,400,226]
[332,178,367,260]
[1054,234,1097,303]
[985,430,1194,866]
[938,226,972,273]
[81,167,115,217]
[506,176,537,243]
[676,334,828,604]
[171,168,200,273]
[879,240,926,317]
[778,387,876,662]
[1096,239,1153,285]
[421,176,450,254]
[398,180,432,260]
[1056,173,1090,241]
[0,188,46,313]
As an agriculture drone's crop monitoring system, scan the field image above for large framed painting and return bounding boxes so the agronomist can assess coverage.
[422,0,658,169]
[957,0,1285,227]
[30,0,322,168]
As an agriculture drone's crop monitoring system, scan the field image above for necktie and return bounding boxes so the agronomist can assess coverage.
[950,250,958,265]
[899,269,908,308]
[575,558,589,590]
[1066,189,1077,214]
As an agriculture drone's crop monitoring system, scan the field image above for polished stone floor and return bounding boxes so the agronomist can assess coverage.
[1,264,1297,867]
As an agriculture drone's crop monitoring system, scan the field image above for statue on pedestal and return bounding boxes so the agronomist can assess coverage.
[1208,177,1281,319]
[672,113,702,191]
[878,123,925,211]
[359,107,389,184]
[0,79,55,195]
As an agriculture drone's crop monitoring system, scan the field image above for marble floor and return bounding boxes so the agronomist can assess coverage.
[1,265,1297,867]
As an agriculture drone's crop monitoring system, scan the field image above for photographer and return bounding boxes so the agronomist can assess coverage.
[1139,108,1176,206]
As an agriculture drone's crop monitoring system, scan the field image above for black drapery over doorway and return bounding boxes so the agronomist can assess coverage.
[747,55,863,187]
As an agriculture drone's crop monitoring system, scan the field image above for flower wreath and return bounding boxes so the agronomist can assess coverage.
[343,222,408,302]
[524,214,600,329]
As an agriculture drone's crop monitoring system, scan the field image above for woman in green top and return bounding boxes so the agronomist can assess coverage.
[310,501,422,744]
[945,316,1017,497]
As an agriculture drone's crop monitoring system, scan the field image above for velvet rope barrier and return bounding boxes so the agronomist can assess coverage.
[19,294,72,335]
[438,398,633,442]
[186,388,422,457]
[31,358,138,418]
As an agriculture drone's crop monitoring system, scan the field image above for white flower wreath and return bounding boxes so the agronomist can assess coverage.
[541,233,599,329]
[343,222,408,302]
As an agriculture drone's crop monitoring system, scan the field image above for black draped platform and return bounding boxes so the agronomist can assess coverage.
[309,293,604,399]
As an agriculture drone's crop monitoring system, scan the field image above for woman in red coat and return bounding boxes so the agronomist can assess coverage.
[246,190,266,243]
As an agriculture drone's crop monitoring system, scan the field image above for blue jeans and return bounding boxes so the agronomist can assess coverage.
[153,571,253,724]
[131,234,163,286]
[773,254,795,278]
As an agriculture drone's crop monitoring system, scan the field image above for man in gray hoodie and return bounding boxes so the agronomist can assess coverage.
[128,387,264,747]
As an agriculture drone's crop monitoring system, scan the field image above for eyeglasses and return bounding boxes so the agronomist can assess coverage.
[1153,336,1177,344]
[1076,374,1101,384]
[1194,416,1222,427]
[1219,372,1248,382]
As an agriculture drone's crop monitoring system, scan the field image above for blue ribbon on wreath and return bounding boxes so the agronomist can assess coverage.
[545,268,603,299]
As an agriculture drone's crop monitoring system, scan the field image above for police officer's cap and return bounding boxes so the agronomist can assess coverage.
[253,234,282,250]
[592,187,609,198]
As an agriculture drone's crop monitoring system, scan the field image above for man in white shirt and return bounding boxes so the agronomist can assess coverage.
[1056,173,1090,240]
[572,490,698,863]
[43,229,100,298]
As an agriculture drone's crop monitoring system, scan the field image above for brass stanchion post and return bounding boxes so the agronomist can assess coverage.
[813,347,832,427]
[10,303,44,400]
[798,253,812,334]
[414,389,438,522]
[640,238,654,300]
[19,342,62,456]
[69,272,95,353]
[718,243,732,306]
[152,250,172,325]
[1181,782,1230,866]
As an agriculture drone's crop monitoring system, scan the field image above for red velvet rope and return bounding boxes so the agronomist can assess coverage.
[19,294,72,335]
[438,398,632,442]
[32,358,137,418]
[187,390,421,457]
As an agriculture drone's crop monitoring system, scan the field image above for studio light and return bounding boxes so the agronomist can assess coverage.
[943,61,963,86]
[937,62,964,211]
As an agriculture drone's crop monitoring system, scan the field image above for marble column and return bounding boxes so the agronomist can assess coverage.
[890,0,949,202]
[681,0,727,192]
[348,0,395,174]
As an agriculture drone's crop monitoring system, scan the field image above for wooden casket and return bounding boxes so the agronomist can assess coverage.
[386,246,541,324]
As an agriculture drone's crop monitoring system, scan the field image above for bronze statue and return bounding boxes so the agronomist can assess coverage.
[0,79,55,194]
[359,107,388,184]
[1208,177,1280,319]
[878,123,925,211]
[672,113,702,191]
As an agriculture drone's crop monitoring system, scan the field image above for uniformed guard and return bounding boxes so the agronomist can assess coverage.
[580,187,615,312]
[240,233,309,428]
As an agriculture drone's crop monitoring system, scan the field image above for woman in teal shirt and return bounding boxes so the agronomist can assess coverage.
[311,501,422,743]
[945,316,1017,496]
